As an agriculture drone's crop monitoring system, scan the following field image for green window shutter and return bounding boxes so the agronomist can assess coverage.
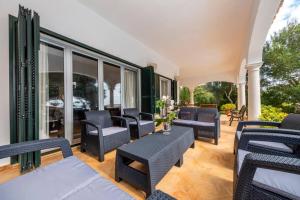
[171,80,178,101]
[141,66,155,114]
[10,5,40,172]
[154,74,160,100]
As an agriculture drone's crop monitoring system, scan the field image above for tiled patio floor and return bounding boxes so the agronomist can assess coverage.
[0,116,237,200]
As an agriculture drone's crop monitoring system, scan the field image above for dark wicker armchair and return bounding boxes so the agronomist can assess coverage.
[81,110,130,162]
[233,130,300,199]
[234,153,300,200]
[123,108,155,139]
[234,114,300,155]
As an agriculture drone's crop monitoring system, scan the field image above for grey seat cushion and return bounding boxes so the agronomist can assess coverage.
[236,131,293,153]
[173,119,214,127]
[129,120,153,126]
[237,149,300,199]
[236,131,242,140]
[0,156,134,200]
[89,127,127,136]
[190,121,214,127]
[173,119,195,125]
[248,141,293,153]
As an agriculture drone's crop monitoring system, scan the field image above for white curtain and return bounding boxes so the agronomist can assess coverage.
[161,79,170,98]
[39,44,49,139]
[124,70,137,108]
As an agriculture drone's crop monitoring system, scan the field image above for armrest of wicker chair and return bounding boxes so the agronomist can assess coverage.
[139,112,154,121]
[81,120,103,136]
[235,153,300,200]
[236,121,281,132]
[0,138,72,159]
[111,116,129,130]
[242,128,300,135]
[238,132,300,151]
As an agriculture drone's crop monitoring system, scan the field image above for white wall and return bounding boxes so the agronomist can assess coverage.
[0,0,179,166]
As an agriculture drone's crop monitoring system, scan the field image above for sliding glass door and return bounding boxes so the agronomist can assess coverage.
[72,52,98,144]
[39,42,65,140]
[40,34,140,145]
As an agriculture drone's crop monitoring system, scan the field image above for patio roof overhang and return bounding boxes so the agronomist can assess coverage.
[78,0,282,88]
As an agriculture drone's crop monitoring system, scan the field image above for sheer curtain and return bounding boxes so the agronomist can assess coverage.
[124,69,137,108]
[39,43,49,139]
[160,79,169,98]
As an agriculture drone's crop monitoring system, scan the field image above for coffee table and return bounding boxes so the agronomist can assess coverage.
[115,126,195,197]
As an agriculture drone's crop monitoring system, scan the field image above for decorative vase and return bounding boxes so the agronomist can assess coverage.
[163,122,171,133]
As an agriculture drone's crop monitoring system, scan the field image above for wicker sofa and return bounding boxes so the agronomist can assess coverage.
[0,138,175,200]
[234,132,300,200]
[173,107,220,145]
[81,110,130,162]
[234,114,300,156]
[123,108,155,139]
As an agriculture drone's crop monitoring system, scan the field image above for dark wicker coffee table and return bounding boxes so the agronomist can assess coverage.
[115,126,195,197]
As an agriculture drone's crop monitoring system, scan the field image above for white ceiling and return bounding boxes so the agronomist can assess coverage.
[77,0,268,85]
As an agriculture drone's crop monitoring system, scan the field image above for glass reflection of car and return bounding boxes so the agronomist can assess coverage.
[46,98,64,108]
[46,97,91,110]
[72,97,91,110]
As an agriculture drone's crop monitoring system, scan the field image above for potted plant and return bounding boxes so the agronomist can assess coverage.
[220,103,236,115]
[155,98,177,134]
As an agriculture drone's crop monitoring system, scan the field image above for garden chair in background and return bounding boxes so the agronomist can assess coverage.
[229,105,247,126]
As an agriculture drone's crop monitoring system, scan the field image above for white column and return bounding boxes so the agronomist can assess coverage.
[237,82,246,110]
[247,62,262,120]
[190,88,194,105]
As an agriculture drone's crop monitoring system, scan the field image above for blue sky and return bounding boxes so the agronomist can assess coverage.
[266,0,300,41]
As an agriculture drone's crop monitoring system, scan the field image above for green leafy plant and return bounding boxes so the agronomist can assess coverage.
[155,111,177,127]
[155,99,166,110]
[220,103,236,112]
[281,102,295,113]
[193,86,216,106]
[259,105,288,122]
[179,87,190,105]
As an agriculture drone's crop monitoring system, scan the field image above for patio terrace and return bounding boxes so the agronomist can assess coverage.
[0,116,236,200]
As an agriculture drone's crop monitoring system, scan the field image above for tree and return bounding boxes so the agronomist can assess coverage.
[261,21,300,112]
[193,86,216,106]
[205,82,237,106]
[179,87,191,105]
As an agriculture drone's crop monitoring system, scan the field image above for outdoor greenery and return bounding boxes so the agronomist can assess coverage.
[261,21,300,113]
[220,103,236,112]
[193,82,237,108]
[259,105,288,122]
[179,86,191,105]
[193,86,216,106]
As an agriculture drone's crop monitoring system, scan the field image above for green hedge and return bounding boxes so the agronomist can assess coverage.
[259,105,288,122]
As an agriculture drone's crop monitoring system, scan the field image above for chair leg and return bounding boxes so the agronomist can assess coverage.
[229,116,233,126]
[98,154,104,162]
[214,138,218,145]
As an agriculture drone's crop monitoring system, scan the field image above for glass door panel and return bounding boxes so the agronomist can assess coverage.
[124,69,137,108]
[72,52,98,144]
[39,42,65,140]
[103,63,121,116]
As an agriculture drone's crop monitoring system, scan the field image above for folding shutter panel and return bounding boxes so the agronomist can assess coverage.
[10,5,40,172]
[141,66,155,114]
[171,80,177,101]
